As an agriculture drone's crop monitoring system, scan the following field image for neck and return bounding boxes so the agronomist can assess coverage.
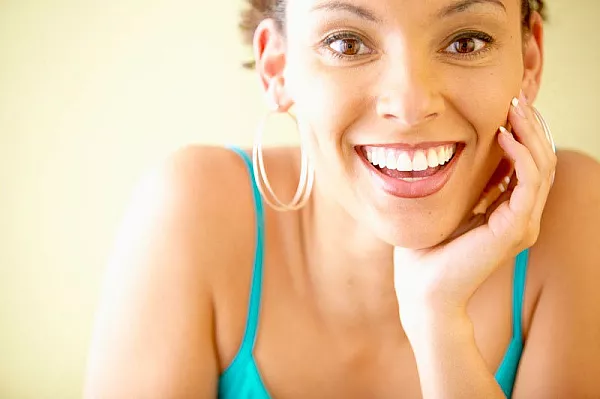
[299,178,399,325]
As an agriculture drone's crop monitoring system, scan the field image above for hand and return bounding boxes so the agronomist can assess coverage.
[394,92,557,335]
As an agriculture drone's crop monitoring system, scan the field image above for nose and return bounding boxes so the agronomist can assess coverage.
[376,57,445,128]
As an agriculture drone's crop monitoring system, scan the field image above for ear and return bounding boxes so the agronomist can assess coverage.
[253,19,293,112]
[521,12,544,103]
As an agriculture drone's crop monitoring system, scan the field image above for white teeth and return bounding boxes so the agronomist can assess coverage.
[370,148,379,167]
[385,150,397,170]
[365,144,458,171]
[412,150,429,171]
[448,144,457,162]
[377,148,386,167]
[427,148,439,168]
[437,147,447,165]
[437,145,456,165]
[396,152,412,172]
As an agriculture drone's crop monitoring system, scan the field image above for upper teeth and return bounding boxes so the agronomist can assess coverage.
[365,144,457,172]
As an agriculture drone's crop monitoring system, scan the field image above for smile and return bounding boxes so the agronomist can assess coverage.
[358,142,465,199]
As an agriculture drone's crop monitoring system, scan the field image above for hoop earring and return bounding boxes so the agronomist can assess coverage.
[532,107,556,154]
[252,108,315,212]
[531,106,556,186]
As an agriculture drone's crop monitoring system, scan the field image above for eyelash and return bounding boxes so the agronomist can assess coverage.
[442,31,496,60]
[319,30,496,62]
[320,31,374,61]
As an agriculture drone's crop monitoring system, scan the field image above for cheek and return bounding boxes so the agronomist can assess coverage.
[286,61,373,177]
[287,66,369,142]
[451,69,520,134]
[286,62,376,214]
[447,64,522,167]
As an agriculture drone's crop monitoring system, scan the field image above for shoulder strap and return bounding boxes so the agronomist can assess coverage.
[512,248,530,340]
[228,146,266,354]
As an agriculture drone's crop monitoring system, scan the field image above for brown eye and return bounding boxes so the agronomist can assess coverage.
[332,38,362,56]
[453,38,476,53]
[444,33,491,57]
[324,33,373,58]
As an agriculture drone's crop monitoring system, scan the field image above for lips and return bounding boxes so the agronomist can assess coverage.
[357,143,464,199]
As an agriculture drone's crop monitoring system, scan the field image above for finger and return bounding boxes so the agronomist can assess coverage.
[483,171,516,218]
[516,94,557,213]
[473,158,514,215]
[508,92,552,173]
[507,93,556,225]
[510,93,556,181]
[496,128,539,229]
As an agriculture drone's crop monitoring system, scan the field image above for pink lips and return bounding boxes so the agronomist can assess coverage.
[358,144,464,199]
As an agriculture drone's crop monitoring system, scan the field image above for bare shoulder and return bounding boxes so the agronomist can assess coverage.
[514,149,600,398]
[84,145,258,398]
[538,149,600,270]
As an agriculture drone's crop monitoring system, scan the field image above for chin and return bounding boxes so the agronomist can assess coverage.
[368,209,466,250]
[385,229,453,250]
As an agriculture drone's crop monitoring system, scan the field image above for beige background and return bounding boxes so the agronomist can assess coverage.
[0,0,598,397]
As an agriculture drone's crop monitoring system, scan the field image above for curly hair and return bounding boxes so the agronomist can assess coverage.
[239,0,546,68]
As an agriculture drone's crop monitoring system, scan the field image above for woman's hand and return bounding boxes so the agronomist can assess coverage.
[393,92,557,334]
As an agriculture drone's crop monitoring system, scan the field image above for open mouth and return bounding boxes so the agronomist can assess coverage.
[361,143,462,180]
[357,143,465,198]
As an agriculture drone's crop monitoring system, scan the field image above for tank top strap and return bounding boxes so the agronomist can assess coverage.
[228,146,266,354]
[512,248,530,340]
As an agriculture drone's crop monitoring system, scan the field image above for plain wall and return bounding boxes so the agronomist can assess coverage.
[0,0,598,397]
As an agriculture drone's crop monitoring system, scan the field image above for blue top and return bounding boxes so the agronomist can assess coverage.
[219,146,529,398]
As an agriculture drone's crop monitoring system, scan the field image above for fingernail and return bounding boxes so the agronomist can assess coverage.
[511,97,526,118]
[519,90,528,105]
[499,126,512,137]
[473,198,490,215]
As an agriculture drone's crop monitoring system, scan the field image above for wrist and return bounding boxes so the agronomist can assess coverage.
[400,305,474,345]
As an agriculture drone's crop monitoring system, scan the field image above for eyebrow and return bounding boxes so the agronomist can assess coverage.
[310,1,382,23]
[311,0,506,23]
[438,0,507,18]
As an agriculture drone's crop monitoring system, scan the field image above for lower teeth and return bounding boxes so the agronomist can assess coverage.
[399,177,428,182]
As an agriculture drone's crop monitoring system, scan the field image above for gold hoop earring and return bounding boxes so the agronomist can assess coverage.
[532,107,556,154]
[252,108,314,212]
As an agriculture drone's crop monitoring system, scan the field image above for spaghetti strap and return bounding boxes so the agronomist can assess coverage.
[228,146,266,354]
[512,248,529,340]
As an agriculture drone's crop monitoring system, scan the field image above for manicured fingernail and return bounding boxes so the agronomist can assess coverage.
[511,97,526,118]
[499,126,512,137]
[519,90,528,105]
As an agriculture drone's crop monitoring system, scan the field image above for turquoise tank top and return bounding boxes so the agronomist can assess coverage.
[219,147,529,398]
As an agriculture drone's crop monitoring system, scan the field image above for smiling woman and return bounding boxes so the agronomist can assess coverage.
[83,0,600,398]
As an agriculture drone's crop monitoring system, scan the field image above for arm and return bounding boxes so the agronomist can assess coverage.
[513,151,600,397]
[403,151,600,399]
[407,313,505,399]
[83,147,233,398]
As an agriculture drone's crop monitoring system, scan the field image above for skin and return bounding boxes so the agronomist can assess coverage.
[83,0,600,397]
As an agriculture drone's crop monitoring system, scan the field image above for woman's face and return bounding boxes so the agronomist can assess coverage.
[267,0,534,249]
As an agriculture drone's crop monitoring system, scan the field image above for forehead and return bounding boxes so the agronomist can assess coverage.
[286,0,516,23]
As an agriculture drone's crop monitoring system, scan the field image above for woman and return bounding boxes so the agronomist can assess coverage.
[84,0,600,397]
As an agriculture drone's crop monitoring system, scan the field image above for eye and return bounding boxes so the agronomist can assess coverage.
[323,32,373,58]
[444,32,494,56]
